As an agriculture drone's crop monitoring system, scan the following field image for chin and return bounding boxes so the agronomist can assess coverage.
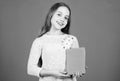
[57,26,65,30]
[57,25,66,29]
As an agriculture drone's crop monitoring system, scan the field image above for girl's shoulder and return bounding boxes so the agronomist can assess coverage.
[65,34,78,40]
[32,35,46,45]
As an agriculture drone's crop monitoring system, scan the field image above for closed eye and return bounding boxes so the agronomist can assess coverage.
[57,13,62,16]
[65,16,69,20]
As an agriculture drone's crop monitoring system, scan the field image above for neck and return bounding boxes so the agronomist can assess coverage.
[47,26,63,35]
[47,30,63,35]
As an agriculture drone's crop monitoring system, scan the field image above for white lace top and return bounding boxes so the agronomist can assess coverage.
[27,34,79,78]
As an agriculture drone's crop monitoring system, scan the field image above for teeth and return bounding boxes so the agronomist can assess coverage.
[56,21,64,26]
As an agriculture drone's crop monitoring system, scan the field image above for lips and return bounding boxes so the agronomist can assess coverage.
[56,21,64,26]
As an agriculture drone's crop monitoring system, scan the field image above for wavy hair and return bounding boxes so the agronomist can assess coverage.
[38,2,71,37]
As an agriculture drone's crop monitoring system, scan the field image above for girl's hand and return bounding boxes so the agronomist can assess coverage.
[60,71,68,75]
[74,66,88,77]
[73,71,86,77]
[40,69,70,78]
[73,72,83,77]
[53,71,70,78]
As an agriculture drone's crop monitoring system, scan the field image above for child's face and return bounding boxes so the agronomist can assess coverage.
[51,6,70,30]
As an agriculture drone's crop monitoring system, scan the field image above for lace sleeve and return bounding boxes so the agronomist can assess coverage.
[61,35,78,50]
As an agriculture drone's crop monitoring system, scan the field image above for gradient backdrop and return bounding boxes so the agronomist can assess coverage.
[0,0,120,81]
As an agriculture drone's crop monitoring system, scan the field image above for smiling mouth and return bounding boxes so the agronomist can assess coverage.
[56,21,64,26]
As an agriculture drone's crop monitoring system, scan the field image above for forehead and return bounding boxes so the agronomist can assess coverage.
[56,6,70,16]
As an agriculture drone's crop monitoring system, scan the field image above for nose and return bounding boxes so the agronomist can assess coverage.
[60,19,64,23]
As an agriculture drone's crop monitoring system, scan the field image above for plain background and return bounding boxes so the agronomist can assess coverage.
[0,0,120,81]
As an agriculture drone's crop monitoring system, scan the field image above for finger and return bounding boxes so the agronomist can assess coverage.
[60,71,68,75]
[72,73,75,76]
[74,73,79,77]
[78,72,82,76]
[77,72,80,76]
[77,73,82,77]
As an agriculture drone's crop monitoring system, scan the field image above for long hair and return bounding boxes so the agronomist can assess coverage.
[38,2,71,37]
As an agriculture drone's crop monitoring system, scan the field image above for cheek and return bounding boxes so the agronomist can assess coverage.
[51,15,57,23]
[64,20,68,25]
[51,17,55,24]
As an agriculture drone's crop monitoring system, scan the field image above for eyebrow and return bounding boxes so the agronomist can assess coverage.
[57,11,69,17]
[57,11,62,14]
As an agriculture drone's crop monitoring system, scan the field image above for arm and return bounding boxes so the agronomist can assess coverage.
[40,69,69,78]
[27,38,42,78]
[27,38,68,78]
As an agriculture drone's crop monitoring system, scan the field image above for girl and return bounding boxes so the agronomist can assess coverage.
[27,2,85,81]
